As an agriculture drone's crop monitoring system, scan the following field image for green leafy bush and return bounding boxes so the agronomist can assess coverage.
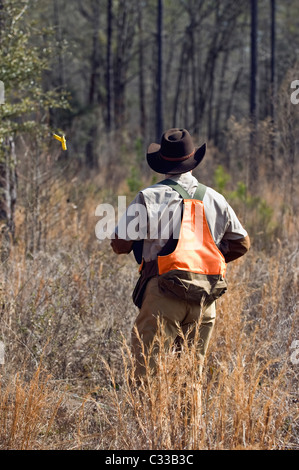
[213,165,279,250]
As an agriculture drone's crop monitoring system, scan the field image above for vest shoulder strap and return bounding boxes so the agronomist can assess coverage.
[193,182,207,201]
[159,178,207,201]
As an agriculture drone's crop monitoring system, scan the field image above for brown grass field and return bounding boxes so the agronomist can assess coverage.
[0,147,298,450]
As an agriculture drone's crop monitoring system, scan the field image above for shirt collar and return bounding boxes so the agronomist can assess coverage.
[164,171,192,180]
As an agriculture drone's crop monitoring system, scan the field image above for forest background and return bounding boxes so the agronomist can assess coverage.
[0,0,298,450]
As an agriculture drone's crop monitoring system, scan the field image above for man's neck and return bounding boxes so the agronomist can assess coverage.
[164,171,192,180]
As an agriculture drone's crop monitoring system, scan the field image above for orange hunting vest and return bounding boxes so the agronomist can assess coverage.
[132,179,227,308]
[157,180,227,277]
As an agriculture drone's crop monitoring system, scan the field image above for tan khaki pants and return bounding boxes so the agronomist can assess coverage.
[131,276,216,380]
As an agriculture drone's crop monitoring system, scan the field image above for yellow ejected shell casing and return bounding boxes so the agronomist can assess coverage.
[61,136,67,151]
[53,134,67,151]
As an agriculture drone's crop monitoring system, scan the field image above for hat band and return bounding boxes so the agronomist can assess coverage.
[160,149,195,162]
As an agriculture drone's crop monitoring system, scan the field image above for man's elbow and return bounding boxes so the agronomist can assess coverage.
[224,235,251,263]
[244,234,251,252]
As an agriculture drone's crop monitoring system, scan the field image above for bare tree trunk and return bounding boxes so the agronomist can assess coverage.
[172,17,195,130]
[172,42,187,128]
[191,30,199,135]
[214,49,229,147]
[156,0,163,141]
[0,138,17,260]
[0,0,3,34]
[0,3,17,258]
[225,64,243,123]
[207,2,221,142]
[106,0,113,133]
[53,0,65,88]
[113,0,126,131]
[249,0,258,187]
[207,59,216,141]
[88,2,101,107]
[138,1,146,142]
[113,0,137,131]
[85,0,101,169]
[269,0,276,176]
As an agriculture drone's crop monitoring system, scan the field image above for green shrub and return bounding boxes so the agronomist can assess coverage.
[213,166,279,250]
[127,166,142,194]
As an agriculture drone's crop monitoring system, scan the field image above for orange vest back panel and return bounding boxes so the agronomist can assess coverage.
[157,199,227,277]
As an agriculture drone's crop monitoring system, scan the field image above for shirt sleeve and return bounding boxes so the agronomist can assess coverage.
[113,192,148,241]
[222,203,248,241]
[219,202,250,262]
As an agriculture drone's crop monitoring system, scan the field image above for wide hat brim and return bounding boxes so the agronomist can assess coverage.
[146,142,206,175]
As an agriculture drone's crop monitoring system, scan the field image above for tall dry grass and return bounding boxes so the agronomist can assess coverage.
[0,363,66,450]
[87,247,298,450]
[0,140,298,449]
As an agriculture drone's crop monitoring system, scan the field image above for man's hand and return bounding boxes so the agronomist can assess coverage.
[111,234,134,255]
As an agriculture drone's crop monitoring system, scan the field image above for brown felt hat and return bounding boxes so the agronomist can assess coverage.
[147,128,206,175]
